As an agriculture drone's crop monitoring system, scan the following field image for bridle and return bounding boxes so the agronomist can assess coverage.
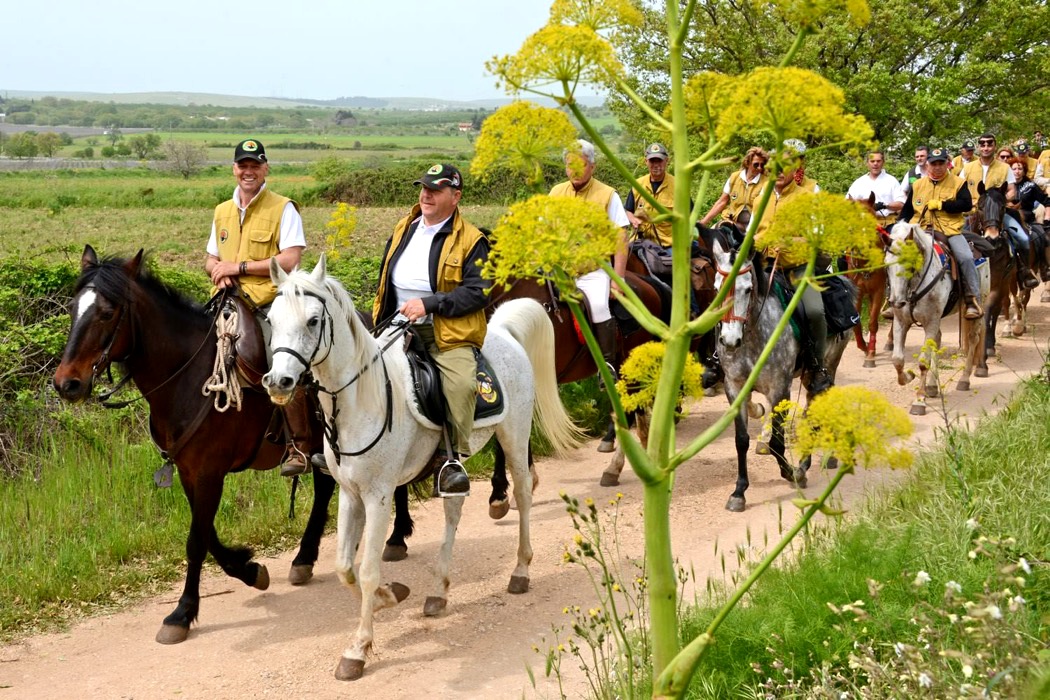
[715,260,754,324]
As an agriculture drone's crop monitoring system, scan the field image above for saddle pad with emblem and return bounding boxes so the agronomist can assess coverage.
[406,347,504,426]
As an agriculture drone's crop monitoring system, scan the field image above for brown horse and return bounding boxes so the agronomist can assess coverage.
[52,246,334,644]
[970,185,1020,370]
[846,225,891,368]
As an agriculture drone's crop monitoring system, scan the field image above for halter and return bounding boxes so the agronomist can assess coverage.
[715,261,754,323]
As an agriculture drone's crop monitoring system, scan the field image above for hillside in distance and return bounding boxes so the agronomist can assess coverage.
[1,89,604,111]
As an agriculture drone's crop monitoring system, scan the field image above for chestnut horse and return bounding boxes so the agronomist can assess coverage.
[53,246,334,644]
[847,226,891,368]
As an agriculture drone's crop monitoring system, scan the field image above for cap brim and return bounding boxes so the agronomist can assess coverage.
[928,157,949,163]
[647,155,668,161]
[235,154,266,163]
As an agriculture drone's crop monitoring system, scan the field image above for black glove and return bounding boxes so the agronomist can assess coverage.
[874,201,885,211]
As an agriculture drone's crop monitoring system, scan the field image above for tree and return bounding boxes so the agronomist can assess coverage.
[34,132,62,158]
[6,132,39,159]
[162,140,207,179]
[128,133,162,159]
[476,1,911,696]
[612,0,1050,150]
[105,128,122,147]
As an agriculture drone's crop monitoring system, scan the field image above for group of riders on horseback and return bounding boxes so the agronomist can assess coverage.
[209,130,1050,495]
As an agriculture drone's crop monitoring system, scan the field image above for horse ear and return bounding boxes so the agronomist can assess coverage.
[125,250,144,277]
[81,244,98,271]
[977,181,986,196]
[270,257,287,286]
[311,253,327,282]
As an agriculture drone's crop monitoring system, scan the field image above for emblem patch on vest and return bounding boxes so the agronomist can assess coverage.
[220,228,229,243]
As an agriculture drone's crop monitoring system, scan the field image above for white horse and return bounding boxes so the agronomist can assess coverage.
[885,223,990,415]
[262,256,581,681]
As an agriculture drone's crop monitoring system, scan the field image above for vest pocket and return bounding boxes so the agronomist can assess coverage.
[246,225,277,260]
[440,257,464,288]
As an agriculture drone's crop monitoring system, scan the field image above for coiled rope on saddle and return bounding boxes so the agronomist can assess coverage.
[203,305,243,412]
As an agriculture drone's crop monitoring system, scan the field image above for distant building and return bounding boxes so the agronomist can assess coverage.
[457,122,473,132]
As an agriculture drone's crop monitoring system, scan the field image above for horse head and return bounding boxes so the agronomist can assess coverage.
[711,234,756,350]
[976,181,1008,233]
[53,244,144,402]
[263,255,334,404]
[885,222,928,309]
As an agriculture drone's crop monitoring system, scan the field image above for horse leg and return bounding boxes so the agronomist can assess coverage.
[488,442,511,520]
[289,469,337,584]
[769,402,806,488]
[601,412,635,486]
[957,315,976,392]
[423,491,467,617]
[382,484,413,562]
[505,439,534,595]
[335,493,409,682]
[852,319,866,352]
[892,316,916,387]
[910,330,934,415]
[864,285,884,368]
[726,406,749,512]
[596,418,616,453]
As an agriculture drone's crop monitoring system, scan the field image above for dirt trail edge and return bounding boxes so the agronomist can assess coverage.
[2,304,1046,700]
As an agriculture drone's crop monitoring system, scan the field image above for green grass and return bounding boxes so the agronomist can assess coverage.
[672,378,1050,697]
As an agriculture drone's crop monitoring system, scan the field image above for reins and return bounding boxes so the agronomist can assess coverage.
[714,260,755,323]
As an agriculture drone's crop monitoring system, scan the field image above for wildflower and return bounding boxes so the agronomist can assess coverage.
[548,0,643,33]
[760,194,881,271]
[894,642,906,657]
[945,580,963,594]
[965,517,979,530]
[961,664,973,678]
[616,341,705,411]
[470,101,577,190]
[488,24,623,99]
[912,570,931,587]
[918,672,933,688]
[984,604,1003,620]
[1010,595,1026,612]
[765,0,872,29]
[1019,557,1031,574]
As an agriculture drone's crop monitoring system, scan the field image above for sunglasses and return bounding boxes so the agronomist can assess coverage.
[978,140,995,146]
[750,161,767,170]
[998,154,1010,160]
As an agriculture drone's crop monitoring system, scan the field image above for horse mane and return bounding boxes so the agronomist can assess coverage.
[78,252,208,323]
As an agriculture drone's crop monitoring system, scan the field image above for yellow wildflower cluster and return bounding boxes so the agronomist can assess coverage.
[470,101,578,190]
[615,341,705,413]
[549,0,643,33]
[682,71,737,139]
[758,192,879,267]
[765,0,871,28]
[793,385,913,471]
[887,231,924,277]
[487,24,623,99]
[483,194,622,286]
[324,202,359,260]
[716,67,873,150]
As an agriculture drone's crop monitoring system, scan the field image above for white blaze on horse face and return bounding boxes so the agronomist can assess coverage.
[720,271,750,348]
[74,288,98,332]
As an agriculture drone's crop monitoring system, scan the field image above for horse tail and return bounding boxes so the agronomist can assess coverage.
[489,298,585,455]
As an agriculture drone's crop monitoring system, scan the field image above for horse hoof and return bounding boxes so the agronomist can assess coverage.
[599,472,620,487]
[1042,290,1050,303]
[288,564,314,586]
[755,441,770,456]
[382,544,408,562]
[746,402,765,419]
[489,499,510,520]
[863,359,876,369]
[596,440,615,453]
[507,575,530,594]
[703,385,721,397]
[389,582,411,603]
[156,624,189,645]
[910,403,926,416]
[253,564,270,591]
[792,471,808,489]
[335,657,366,681]
[827,457,839,471]
[956,380,970,392]
[424,596,447,617]
[974,367,989,378]
[926,384,939,398]
[725,496,746,512]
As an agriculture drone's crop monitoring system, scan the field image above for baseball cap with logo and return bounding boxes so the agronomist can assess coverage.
[234,139,267,163]
[927,147,950,163]
[1016,142,1030,155]
[645,143,669,161]
[414,163,462,190]
[961,140,975,150]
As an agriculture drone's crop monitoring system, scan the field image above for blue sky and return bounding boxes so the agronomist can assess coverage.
[2,1,556,101]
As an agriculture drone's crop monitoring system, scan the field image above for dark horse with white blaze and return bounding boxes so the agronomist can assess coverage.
[52,246,334,644]
[711,234,853,512]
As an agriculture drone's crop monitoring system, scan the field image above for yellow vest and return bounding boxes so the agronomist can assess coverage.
[213,188,298,306]
[725,169,768,223]
[951,155,975,172]
[754,177,818,268]
[1024,156,1037,180]
[1039,149,1050,179]
[550,176,616,210]
[910,173,966,236]
[631,172,676,246]
[372,206,487,351]
[962,159,1010,207]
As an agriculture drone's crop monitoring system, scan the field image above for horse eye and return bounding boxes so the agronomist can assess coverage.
[307,317,320,328]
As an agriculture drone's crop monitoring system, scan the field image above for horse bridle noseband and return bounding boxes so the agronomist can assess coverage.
[715,261,754,323]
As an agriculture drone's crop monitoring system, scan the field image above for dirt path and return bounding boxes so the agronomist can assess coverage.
[2,303,1046,700]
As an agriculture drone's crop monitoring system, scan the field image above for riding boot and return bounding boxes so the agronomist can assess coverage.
[279,387,314,477]
[804,327,833,397]
[701,351,723,390]
[964,295,984,320]
[1017,255,1040,290]
[593,319,619,389]
[432,450,470,497]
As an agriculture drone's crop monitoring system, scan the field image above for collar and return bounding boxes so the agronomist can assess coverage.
[234,183,268,211]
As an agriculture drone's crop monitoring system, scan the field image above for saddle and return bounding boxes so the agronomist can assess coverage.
[926,229,991,318]
[770,268,859,339]
[629,239,715,298]
[404,331,505,427]
[209,292,268,388]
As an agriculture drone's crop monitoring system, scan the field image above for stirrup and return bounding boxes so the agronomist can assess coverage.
[435,457,470,498]
[280,447,311,477]
[964,298,983,320]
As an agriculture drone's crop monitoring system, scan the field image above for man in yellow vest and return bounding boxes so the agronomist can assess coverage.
[205,139,315,477]
[963,133,1037,289]
[550,140,630,381]
[625,143,675,247]
[900,147,983,319]
[951,140,977,172]
[373,164,490,497]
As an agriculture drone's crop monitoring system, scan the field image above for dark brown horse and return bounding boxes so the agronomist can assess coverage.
[52,246,334,644]
[969,184,1018,370]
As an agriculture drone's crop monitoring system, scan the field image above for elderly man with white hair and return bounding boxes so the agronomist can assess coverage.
[549,139,630,380]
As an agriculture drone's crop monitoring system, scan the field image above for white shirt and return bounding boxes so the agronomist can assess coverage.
[722,170,762,195]
[391,214,452,319]
[206,183,305,256]
[846,171,905,217]
[606,192,630,228]
[979,162,1016,184]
